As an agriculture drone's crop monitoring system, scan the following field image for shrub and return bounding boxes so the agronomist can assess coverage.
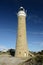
[8,49,15,56]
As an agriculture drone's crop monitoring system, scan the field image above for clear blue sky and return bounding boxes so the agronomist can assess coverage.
[0,0,43,52]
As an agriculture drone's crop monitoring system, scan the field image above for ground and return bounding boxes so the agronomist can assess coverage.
[0,52,43,65]
[0,54,25,65]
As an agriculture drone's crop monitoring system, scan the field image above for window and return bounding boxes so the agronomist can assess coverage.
[19,35,21,37]
[24,52,27,57]
[20,17,22,20]
[19,52,21,54]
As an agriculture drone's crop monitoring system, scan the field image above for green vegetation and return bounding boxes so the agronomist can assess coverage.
[7,49,15,56]
[0,49,15,56]
[19,50,43,65]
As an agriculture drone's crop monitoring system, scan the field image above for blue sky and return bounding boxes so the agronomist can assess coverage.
[0,0,43,52]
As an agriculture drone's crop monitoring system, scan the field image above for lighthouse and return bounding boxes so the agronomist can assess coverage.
[15,7,29,58]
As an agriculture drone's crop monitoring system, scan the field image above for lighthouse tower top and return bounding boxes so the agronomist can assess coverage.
[17,7,26,17]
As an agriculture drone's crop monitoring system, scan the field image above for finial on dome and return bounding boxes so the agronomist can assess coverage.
[20,6,23,9]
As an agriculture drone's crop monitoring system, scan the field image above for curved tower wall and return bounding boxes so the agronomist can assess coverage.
[15,7,29,58]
